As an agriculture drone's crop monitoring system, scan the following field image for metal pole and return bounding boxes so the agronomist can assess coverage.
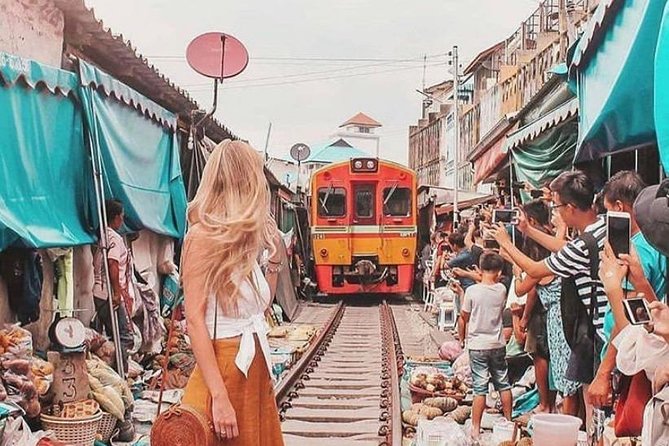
[452,45,460,230]
[263,122,272,162]
[85,91,125,377]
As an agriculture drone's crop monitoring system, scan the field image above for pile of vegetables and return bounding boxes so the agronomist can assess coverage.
[0,325,47,418]
[401,397,459,426]
[409,369,469,396]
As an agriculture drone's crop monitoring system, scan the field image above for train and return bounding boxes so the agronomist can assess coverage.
[309,158,417,295]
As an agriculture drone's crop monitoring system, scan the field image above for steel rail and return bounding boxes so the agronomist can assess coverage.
[275,301,345,411]
[379,301,403,446]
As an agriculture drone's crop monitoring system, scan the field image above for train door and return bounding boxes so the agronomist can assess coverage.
[351,183,380,257]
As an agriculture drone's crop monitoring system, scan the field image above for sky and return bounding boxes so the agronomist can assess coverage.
[85,0,539,165]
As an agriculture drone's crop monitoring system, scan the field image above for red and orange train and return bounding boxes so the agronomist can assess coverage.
[309,158,417,295]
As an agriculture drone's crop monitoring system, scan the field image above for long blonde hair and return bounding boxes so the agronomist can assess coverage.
[186,139,276,314]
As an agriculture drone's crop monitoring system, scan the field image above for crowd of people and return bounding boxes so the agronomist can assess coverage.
[419,170,669,444]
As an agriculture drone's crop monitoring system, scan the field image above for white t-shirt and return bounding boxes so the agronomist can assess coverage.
[93,228,130,299]
[462,282,507,350]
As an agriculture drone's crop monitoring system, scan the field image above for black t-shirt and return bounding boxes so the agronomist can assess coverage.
[470,244,484,267]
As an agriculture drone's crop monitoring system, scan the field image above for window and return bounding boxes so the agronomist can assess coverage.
[383,187,412,217]
[358,126,371,133]
[355,187,375,218]
[317,187,346,217]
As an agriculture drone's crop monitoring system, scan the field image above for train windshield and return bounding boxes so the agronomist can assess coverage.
[383,187,412,217]
[355,186,375,218]
[317,187,346,217]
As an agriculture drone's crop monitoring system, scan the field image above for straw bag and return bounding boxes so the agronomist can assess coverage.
[150,302,216,446]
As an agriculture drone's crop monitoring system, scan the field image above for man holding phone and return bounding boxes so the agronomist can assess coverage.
[492,171,609,416]
[592,171,667,408]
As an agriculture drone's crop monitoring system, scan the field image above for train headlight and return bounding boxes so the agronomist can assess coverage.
[402,248,410,257]
[320,248,328,257]
[351,158,379,173]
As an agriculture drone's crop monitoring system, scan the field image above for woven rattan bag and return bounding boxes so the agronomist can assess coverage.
[150,302,216,446]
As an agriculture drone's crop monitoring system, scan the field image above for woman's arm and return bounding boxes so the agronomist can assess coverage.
[515,273,539,297]
[182,233,238,439]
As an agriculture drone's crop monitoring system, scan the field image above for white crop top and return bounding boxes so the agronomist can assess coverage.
[204,261,273,379]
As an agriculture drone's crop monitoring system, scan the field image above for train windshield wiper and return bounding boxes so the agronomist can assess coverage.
[320,182,334,214]
[383,182,399,206]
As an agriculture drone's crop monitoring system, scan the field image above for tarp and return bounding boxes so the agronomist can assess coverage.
[0,52,94,250]
[572,0,667,162]
[655,1,669,173]
[510,121,578,190]
[78,60,187,238]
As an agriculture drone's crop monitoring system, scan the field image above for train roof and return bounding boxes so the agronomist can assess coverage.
[311,158,415,177]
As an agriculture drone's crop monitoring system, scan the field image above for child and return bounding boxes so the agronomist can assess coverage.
[454,251,512,440]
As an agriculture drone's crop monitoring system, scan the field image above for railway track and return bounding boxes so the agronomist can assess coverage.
[276,301,403,446]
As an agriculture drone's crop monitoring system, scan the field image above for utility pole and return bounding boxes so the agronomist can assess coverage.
[449,45,460,229]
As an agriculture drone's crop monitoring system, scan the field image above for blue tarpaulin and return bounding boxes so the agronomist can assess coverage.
[571,0,668,162]
[0,52,94,250]
[655,1,669,173]
[78,60,187,238]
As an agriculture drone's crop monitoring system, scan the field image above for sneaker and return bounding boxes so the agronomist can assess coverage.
[115,419,136,442]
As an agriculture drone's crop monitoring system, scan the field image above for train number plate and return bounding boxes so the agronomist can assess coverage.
[313,234,325,240]
[399,232,416,237]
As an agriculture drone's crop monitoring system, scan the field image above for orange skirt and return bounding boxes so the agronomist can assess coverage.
[182,336,285,446]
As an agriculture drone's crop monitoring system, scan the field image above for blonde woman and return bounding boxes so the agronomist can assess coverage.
[180,140,285,445]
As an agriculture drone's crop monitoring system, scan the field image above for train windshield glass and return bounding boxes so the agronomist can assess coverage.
[318,187,346,217]
[355,186,375,218]
[383,187,411,217]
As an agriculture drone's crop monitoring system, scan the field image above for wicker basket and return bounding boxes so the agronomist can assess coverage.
[97,411,118,443]
[40,411,102,446]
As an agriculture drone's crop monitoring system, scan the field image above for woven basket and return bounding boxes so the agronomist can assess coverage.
[97,411,118,443]
[40,410,102,446]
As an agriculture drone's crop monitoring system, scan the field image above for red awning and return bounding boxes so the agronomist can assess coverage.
[473,136,508,184]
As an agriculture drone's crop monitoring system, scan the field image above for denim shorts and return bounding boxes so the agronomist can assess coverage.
[469,347,512,396]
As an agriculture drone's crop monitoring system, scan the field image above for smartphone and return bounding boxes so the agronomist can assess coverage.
[484,239,500,250]
[623,298,652,325]
[492,209,519,225]
[530,189,544,199]
[606,211,631,256]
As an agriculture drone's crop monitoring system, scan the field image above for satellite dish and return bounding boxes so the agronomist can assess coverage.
[290,143,311,162]
[186,32,249,79]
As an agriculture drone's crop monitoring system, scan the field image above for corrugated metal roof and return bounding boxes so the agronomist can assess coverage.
[570,0,624,69]
[504,97,578,151]
[53,0,238,141]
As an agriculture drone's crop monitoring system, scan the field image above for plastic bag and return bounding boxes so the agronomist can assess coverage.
[0,417,52,446]
[415,418,471,446]
[452,351,472,387]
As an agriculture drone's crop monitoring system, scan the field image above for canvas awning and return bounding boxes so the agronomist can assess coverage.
[655,2,669,174]
[571,0,667,162]
[435,194,496,216]
[0,52,95,250]
[504,98,578,152]
[473,137,508,185]
[79,60,187,238]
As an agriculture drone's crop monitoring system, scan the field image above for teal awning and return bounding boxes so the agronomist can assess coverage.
[79,60,187,238]
[655,1,669,173]
[0,53,95,250]
[505,98,578,152]
[510,121,578,193]
[572,0,667,162]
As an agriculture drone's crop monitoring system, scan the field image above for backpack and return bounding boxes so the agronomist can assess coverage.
[560,232,600,384]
